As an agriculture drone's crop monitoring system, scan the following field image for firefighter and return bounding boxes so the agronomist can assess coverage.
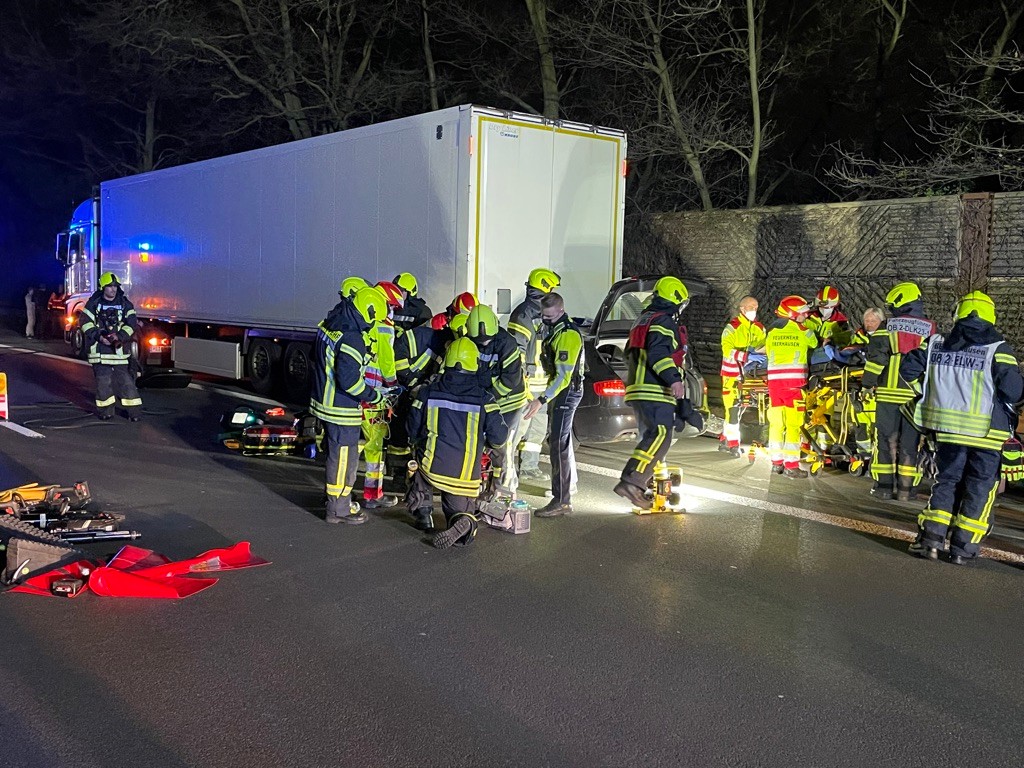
[391,272,433,329]
[430,292,477,332]
[805,285,852,348]
[359,280,405,509]
[719,296,766,457]
[340,275,370,299]
[310,287,389,525]
[862,282,936,500]
[764,295,818,478]
[509,268,562,485]
[466,304,528,494]
[901,291,1023,563]
[613,276,690,509]
[523,292,584,516]
[80,272,143,421]
[407,337,509,545]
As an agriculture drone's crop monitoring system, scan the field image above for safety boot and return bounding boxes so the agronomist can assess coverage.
[908,538,939,560]
[613,481,652,510]
[412,509,435,532]
[783,467,808,479]
[870,484,894,500]
[535,501,572,518]
[362,494,399,509]
[896,482,917,502]
[431,515,474,550]
[770,464,784,475]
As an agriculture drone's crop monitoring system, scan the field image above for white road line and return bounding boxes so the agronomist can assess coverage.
[571,460,1024,566]
[0,344,89,366]
[0,421,45,439]
[187,382,284,408]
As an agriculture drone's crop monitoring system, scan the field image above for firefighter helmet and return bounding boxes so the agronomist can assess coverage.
[449,313,469,337]
[444,336,479,373]
[885,282,922,310]
[393,272,419,297]
[449,292,477,316]
[956,291,996,325]
[527,268,561,293]
[375,281,405,308]
[98,272,120,289]
[340,276,369,299]
[653,276,689,306]
[351,287,387,325]
[776,295,812,321]
[466,305,499,343]
[816,285,840,308]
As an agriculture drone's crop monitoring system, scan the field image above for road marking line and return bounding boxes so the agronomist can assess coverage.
[0,421,45,439]
[0,344,89,366]
[571,460,1024,565]
[187,382,284,408]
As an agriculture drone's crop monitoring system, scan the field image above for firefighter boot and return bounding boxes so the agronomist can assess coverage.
[535,501,573,518]
[412,508,435,532]
[613,480,652,510]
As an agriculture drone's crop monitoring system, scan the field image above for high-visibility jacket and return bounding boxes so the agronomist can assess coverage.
[863,310,936,405]
[805,309,851,347]
[310,300,381,426]
[394,324,443,389]
[508,291,546,389]
[363,320,397,392]
[901,317,1023,451]
[539,314,584,402]
[478,328,528,414]
[80,289,138,365]
[408,370,509,496]
[720,315,766,380]
[625,298,684,405]
[764,318,818,405]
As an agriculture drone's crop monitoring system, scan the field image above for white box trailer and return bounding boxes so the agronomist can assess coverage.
[57,105,626,397]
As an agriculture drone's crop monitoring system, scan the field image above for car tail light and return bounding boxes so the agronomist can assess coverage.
[265,407,286,417]
[593,379,626,397]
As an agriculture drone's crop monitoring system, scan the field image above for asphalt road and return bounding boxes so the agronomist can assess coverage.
[2,335,1024,768]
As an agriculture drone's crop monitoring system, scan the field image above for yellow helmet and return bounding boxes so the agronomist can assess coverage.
[340,276,369,298]
[653,276,688,305]
[98,272,120,289]
[444,336,480,373]
[466,305,499,342]
[885,282,921,309]
[394,272,418,297]
[527,268,561,293]
[449,313,469,337]
[351,287,387,326]
[956,291,996,324]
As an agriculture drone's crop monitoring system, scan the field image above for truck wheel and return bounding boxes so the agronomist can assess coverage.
[246,339,280,396]
[70,318,86,359]
[283,342,313,403]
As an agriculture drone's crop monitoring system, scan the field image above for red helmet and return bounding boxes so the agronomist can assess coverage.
[375,281,405,308]
[448,292,478,317]
[776,295,812,321]
[816,285,840,308]
[430,312,449,330]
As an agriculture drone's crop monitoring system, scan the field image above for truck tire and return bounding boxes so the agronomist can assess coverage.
[246,339,280,396]
[70,315,87,359]
[283,342,313,403]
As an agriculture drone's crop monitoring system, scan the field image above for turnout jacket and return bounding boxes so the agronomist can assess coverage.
[863,302,936,404]
[408,370,509,496]
[625,297,684,405]
[805,308,851,347]
[508,289,547,389]
[720,315,766,381]
[478,327,529,414]
[540,314,584,402]
[393,295,432,330]
[80,288,138,365]
[310,299,382,426]
[394,324,443,389]
[901,316,1023,450]
[764,317,818,406]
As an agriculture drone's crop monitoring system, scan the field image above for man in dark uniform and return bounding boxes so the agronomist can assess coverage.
[79,272,143,421]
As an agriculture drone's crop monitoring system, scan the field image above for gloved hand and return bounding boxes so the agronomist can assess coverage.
[1001,438,1024,483]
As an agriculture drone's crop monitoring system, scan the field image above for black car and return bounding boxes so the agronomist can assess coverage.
[573,275,710,446]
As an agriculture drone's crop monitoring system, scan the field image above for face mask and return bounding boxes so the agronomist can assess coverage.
[541,316,557,326]
[820,307,834,319]
[743,310,757,321]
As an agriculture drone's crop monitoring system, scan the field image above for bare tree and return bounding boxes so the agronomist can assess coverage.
[523,0,560,118]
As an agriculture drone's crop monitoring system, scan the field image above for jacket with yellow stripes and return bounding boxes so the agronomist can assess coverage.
[80,288,138,365]
[508,289,546,388]
[310,299,382,426]
[478,327,528,413]
[394,324,443,390]
[862,303,935,404]
[901,316,1023,445]
[625,297,683,404]
[408,369,509,496]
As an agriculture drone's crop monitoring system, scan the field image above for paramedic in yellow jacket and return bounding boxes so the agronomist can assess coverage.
[719,296,766,457]
[765,295,818,478]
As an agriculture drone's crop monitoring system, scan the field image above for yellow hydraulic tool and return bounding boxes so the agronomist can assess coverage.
[632,462,686,515]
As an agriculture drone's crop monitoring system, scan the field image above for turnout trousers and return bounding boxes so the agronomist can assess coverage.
[720,376,742,448]
[919,442,1001,559]
[620,401,675,490]
[406,469,477,526]
[872,401,920,493]
[324,422,360,519]
[549,388,583,504]
[93,363,142,418]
